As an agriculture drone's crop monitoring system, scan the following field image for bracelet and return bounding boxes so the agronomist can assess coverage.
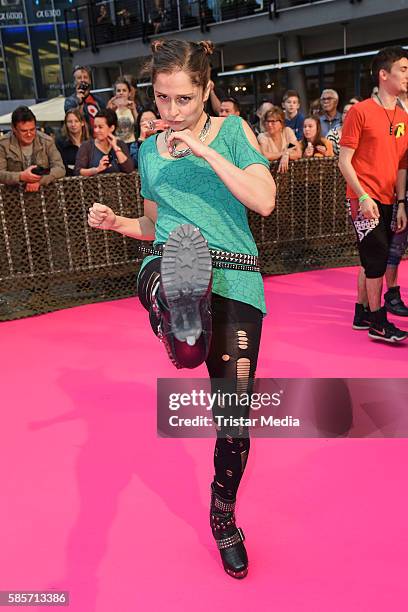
[397,199,406,205]
[358,193,370,204]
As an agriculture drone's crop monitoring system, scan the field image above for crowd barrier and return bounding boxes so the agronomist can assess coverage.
[0,159,362,321]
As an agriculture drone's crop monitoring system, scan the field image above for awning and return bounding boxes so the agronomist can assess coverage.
[0,96,66,125]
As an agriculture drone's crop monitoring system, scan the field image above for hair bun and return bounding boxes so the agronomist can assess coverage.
[151,39,165,54]
[197,40,215,56]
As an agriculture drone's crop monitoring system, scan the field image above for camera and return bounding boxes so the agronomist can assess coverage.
[32,166,50,176]
[77,81,90,93]
[108,150,117,165]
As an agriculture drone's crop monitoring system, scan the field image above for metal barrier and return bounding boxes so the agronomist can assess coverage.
[0,159,359,321]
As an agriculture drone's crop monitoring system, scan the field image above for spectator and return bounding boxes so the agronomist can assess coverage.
[57,109,89,176]
[96,3,110,25]
[129,107,160,168]
[301,115,334,158]
[219,97,241,117]
[309,98,321,116]
[258,106,301,173]
[282,89,304,140]
[319,88,342,136]
[75,108,134,176]
[123,74,139,106]
[251,101,273,135]
[112,78,138,144]
[327,103,355,155]
[64,65,105,131]
[108,74,140,113]
[0,106,65,192]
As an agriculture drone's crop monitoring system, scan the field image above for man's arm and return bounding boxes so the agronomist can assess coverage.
[338,146,379,219]
[0,147,23,185]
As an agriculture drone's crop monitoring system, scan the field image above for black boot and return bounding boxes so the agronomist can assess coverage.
[210,484,248,579]
[384,286,408,317]
[151,224,213,369]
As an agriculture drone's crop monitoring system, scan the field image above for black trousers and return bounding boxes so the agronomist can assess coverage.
[138,258,263,500]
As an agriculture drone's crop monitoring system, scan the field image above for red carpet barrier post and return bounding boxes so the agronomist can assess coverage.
[1,159,401,322]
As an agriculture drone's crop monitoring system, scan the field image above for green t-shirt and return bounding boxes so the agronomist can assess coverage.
[138,115,270,314]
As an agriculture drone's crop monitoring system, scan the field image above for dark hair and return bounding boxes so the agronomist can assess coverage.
[114,77,131,92]
[220,97,240,113]
[371,46,408,86]
[301,115,325,148]
[348,95,363,103]
[94,109,118,131]
[62,109,89,143]
[145,39,214,89]
[73,65,91,78]
[264,106,285,125]
[135,106,158,139]
[11,106,36,127]
[282,89,300,103]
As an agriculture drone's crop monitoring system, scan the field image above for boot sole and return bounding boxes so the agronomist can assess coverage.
[161,224,212,345]
[352,324,370,330]
[368,332,408,343]
[225,566,248,579]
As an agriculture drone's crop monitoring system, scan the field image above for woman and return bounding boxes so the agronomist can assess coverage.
[327,102,355,155]
[75,108,134,176]
[309,98,321,116]
[88,39,276,579]
[129,107,160,167]
[112,78,138,144]
[57,109,89,176]
[257,106,301,172]
[301,115,334,158]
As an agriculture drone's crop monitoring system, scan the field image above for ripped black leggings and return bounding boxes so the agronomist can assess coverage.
[138,258,263,500]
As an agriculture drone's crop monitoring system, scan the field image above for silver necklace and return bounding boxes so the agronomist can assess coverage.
[164,114,212,158]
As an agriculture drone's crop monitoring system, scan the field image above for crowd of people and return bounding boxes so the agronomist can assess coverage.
[0,62,374,186]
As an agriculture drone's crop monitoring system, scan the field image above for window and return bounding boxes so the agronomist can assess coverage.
[30,24,62,99]
[2,26,35,98]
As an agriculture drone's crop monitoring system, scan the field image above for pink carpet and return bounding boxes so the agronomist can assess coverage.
[1,264,407,611]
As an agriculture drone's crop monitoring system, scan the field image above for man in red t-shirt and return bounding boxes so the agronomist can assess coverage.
[339,46,408,343]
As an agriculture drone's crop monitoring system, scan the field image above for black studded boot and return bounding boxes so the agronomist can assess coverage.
[210,484,248,579]
[151,224,213,369]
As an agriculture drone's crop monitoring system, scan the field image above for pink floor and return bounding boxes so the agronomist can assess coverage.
[1,264,408,611]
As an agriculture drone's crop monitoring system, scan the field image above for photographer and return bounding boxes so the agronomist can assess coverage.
[0,106,65,193]
[64,65,105,130]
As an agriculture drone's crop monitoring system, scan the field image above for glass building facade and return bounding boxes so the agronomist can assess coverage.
[0,0,82,101]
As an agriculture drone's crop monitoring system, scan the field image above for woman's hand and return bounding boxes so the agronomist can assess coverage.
[166,128,208,158]
[315,144,327,156]
[107,133,119,150]
[88,203,117,230]
[278,151,289,173]
[304,143,314,158]
[97,155,110,173]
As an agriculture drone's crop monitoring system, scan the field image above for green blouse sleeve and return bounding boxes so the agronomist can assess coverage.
[138,140,155,201]
[229,116,270,170]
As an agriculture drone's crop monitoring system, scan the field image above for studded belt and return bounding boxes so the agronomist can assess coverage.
[139,244,260,272]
